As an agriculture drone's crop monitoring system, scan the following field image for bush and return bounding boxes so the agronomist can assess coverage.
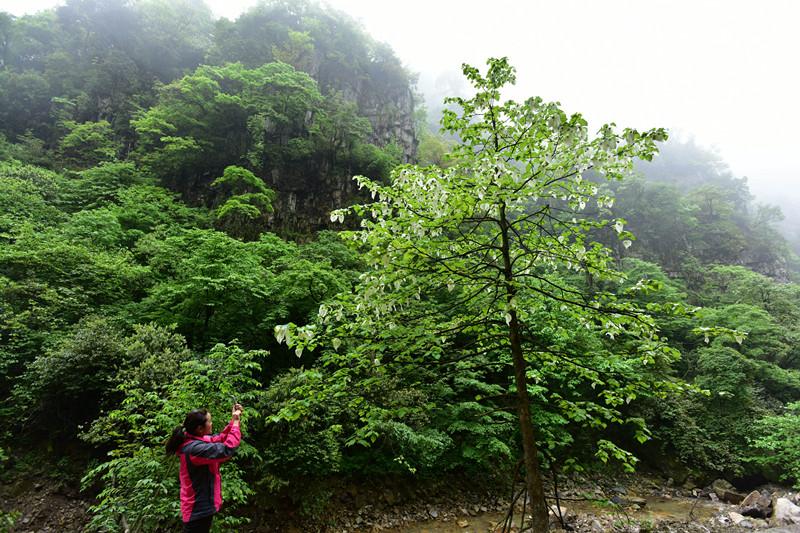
[750,402,800,487]
[12,316,127,438]
[82,343,265,531]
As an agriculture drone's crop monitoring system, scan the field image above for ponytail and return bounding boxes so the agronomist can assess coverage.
[165,409,209,456]
[165,425,185,456]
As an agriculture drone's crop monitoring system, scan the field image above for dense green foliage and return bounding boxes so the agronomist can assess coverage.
[0,0,408,237]
[750,402,800,488]
[82,337,265,531]
[2,0,800,530]
[614,141,795,277]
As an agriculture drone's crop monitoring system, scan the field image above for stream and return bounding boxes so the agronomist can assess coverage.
[379,495,724,532]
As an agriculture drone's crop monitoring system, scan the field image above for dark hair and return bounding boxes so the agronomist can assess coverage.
[165,409,208,456]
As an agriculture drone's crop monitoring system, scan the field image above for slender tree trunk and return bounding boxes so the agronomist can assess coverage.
[508,310,549,531]
[499,203,549,532]
[200,303,213,350]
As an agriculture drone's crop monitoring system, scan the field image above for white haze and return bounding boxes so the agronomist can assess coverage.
[4,0,799,215]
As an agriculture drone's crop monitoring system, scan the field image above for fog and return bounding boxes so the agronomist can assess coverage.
[5,0,799,216]
[337,1,800,212]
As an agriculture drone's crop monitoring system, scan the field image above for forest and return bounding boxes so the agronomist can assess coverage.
[1,1,799,532]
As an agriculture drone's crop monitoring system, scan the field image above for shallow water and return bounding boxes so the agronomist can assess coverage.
[382,495,724,532]
[382,512,505,533]
[570,494,723,521]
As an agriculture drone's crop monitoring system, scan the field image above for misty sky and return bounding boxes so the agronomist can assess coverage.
[3,0,799,207]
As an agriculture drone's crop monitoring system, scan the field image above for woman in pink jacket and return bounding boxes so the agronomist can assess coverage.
[165,403,243,533]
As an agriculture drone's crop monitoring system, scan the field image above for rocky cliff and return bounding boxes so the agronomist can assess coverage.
[268,67,418,235]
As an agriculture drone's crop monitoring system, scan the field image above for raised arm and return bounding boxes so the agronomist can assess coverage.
[208,422,234,443]
[188,423,241,465]
[205,403,244,443]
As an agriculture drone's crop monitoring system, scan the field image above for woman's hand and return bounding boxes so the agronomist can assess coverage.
[231,403,243,422]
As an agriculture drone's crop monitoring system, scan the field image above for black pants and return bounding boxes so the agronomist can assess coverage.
[183,514,213,533]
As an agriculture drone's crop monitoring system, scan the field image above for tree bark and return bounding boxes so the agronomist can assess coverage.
[508,311,549,532]
[499,202,549,532]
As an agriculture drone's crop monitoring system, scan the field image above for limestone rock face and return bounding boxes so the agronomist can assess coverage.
[358,84,418,163]
[267,76,417,235]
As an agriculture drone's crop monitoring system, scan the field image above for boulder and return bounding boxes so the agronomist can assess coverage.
[711,479,734,496]
[682,479,698,491]
[711,479,744,504]
[627,496,648,507]
[723,490,745,504]
[740,490,760,507]
[739,490,772,518]
[729,511,745,525]
[548,504,569,517]
[771,497,800,526]
[609,495,647,508]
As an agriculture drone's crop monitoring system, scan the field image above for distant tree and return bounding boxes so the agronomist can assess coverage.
[0,169,64,235]
[0,70,53,140]
[57,120,121,169]
[626,138,793,277]
[210,0,411,95]
[12,316,127,439]
[272,30,315,73]
[0,13,12,69]
[416,130,454,167]
[751,402,800,488]
[139,229,272,348]
[211,165,275,240]
[111,184,209,244]
[132,0,214,79]
[132,62,323,191]
[699,265,800,325]
[698,304,791,366]
[316,92,372,169]
[57,162,147,212]
[610,178,694,271]
[59,208,125,249]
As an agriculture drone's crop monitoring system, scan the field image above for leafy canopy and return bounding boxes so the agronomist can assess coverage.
[278,58,683,483]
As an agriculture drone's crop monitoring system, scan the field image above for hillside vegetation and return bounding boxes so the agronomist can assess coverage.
[1,1,799,531]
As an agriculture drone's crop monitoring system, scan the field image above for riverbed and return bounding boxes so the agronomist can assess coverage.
[378,494,727,532]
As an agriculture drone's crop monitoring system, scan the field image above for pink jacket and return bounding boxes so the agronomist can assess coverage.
[177,421,241,523]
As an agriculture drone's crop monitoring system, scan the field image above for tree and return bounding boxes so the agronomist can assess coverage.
[609,178,694,272]
[211,165,275,240]
[131,62,323,192]
[138,229,272,348]
[271,29,315,73]
[12,316,127,440]
[280,58,674,531]
[0,173,64,236]
[57,120,121,169]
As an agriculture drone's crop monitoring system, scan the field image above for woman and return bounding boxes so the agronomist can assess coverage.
[165,403,243,533]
